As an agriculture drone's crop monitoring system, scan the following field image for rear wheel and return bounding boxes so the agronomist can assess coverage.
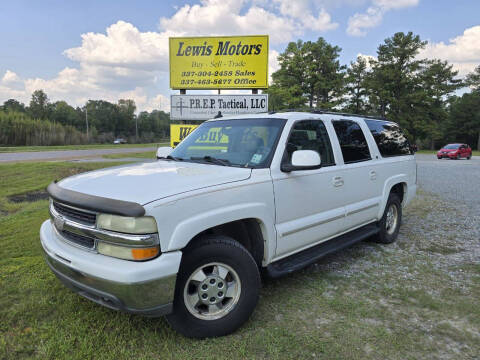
[374,193,402,244]
[467,155,471,160]
[166,235,260,338]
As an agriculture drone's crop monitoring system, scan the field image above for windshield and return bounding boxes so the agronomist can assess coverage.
[444,144,460,149]
[169,118,286,168]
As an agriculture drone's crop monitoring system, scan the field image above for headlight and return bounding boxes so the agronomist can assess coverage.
[97,242,159,261]
[97,214,157,234]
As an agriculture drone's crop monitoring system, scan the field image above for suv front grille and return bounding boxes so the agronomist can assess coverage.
[53,201,96,225]
[61,230,95,249]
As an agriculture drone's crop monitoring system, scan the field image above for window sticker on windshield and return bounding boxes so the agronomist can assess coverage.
[251,154,263,164]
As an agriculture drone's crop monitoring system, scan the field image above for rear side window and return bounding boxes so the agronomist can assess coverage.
[285,120,335,166]
[365,119,412,157]
[332,120,371,163]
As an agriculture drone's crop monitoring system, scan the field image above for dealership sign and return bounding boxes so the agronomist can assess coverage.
[170,124,199,147]
[170,94,268,120]
[169,35,269,89]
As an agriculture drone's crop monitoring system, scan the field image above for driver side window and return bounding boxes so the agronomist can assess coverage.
[284,120,335,166]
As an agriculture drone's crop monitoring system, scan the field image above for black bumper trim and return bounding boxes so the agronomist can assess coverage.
[47,182,145,217]
[46,257,172,317]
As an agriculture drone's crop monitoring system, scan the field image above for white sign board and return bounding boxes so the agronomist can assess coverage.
[170,94,268,120]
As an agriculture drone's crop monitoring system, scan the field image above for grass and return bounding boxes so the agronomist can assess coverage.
[0,161,479,359]
[416,149,480,156]
[0,142,167,153]
[102,150,157,159]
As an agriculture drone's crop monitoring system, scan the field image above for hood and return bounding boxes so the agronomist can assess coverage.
[58,160,252,205]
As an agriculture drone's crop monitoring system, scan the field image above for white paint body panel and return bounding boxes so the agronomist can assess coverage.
[54,112,416,267]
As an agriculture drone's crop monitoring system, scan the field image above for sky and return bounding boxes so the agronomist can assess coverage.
[0,0,479,112]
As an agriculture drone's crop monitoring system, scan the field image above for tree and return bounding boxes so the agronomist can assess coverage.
[51,101,81,127]
[85,100,118,134]
[28,89,50,119]
[367,32,428,142]
[447,92,480,150]
[2,99,26,113]
[465,65,480,92]
[117,99,136,137]
[269,37,345,109]
[420,59,463,148]
[344,56,369,114]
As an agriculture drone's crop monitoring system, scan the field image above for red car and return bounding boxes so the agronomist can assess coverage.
[437,143,472,160]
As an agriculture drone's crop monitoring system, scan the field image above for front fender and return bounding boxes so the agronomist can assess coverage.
[166,202,275,253]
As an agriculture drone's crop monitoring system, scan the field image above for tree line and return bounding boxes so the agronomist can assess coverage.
[1,31,479,149]
[266,32,480,150]
[0,90,170,146]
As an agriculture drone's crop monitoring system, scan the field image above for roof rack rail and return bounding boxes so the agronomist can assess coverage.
[267,108,387,121]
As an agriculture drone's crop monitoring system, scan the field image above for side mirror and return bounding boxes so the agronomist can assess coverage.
[156,146,173,159]
[281,150,321,172]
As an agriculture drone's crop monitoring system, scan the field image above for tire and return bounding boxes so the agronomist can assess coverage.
[374,193,402,244]
[467,155,471,160]
[166,235,260,338]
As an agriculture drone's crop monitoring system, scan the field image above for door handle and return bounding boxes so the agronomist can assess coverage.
[369,170,377,180]
[333,176,344,187]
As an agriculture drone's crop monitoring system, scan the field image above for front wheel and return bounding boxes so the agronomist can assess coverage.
[166,235,260,338]
[374,193,402,244]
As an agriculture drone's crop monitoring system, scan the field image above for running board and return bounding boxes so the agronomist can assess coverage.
[266,223,379,278]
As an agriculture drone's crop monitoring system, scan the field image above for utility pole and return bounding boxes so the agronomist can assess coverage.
[135,115,138,143]
[85,103,89,142]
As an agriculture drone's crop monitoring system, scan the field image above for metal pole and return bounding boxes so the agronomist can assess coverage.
[135,115,138,143]
[85,104,89,142]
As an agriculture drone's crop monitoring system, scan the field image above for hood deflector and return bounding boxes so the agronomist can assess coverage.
[47,182,145,217]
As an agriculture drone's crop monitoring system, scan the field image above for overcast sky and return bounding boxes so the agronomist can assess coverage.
[0,0,479,112]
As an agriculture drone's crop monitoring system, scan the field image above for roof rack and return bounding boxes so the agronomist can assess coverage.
[267,108,387,121]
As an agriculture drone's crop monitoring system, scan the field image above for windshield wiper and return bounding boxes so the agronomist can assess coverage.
[190,156,231,166]
[158,155,184,161]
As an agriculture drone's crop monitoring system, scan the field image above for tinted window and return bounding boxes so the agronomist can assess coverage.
[332,120,371,163]
[365,119,412,157]
[284,120,335,166]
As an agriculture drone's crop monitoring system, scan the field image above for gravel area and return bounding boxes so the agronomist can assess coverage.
[416,153,480,217]
[289,153,480,358]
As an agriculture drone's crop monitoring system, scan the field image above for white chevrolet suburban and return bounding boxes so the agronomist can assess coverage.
[40,111,416,338]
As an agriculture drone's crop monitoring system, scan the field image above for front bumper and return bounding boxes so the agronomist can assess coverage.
[40,220,182,317]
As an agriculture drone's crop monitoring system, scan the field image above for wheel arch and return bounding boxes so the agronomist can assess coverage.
[185,218,265,267]
[165,203,274,266]
[377,176,408,219]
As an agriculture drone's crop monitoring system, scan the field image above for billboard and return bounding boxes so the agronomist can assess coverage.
[169,35,269,89]
[170,94,268,120]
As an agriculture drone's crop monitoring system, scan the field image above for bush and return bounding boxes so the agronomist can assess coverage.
[0,111,88,146]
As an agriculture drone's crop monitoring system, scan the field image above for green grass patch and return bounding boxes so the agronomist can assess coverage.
[0,162,479,359]
[0,142,167,153]
[102,150,157,159]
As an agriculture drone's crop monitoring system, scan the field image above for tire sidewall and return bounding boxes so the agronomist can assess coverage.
[378,194,402,244]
